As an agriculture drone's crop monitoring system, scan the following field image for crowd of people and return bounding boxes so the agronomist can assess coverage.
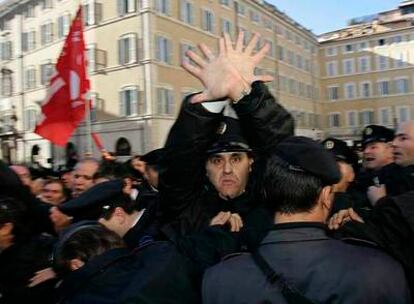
[1,32,414,303]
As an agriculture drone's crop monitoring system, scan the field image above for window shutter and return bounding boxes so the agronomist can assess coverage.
[128,0,136,13]
[117,0,124,16]
[131,88,138,115]
[156,88,162,114]
[119,91,125,116]
[137,38,143,61]
[118,39,124,65]
[155,36,161,61]
[131,35,137,63]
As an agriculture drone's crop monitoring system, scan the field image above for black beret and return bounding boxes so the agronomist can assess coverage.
[275,136,341,185]
[141,148,165,166]
[206,116,251,155]
[321,137,359,168]
[361,125,395,146]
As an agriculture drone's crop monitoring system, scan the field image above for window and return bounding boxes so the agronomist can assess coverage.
[344,83,356,99]
[22,31,36,52]
[295,35,301,46]
[359,42,368,50]
[360,110,374,126]
[41,0,53,9]
[25,67,36,90]
[40,22,53,45]
[236,3,245,16]
[249,10,260,23]
[265,40,274,57]
[326,61,337,77]
[392,35,402,44]
[120,87,142,116]
[221,19,232,34]
[378,38,385,46]
[180,42,195,64]
[1,70,13,96]
[118,34,137,65]
[360,82,371,98]
[306,85,312,98]
[23,4,35,18]
[378,80,390,96]
[288,79,297,95]
[358,56,370,73]
[344,44,353,53]
[325,47,337,57]
[395,78,409,94]
[0,41,12,61]
[57,14,71,39]
[40,63,54,85]
[155,35,172,64]
[285,29,293,41]
[296,55,303,69]
[328,113,341,128]
[377,55,388,70]
[24,109,38,131]
[83,2,103,26]
[219,0,231,6]
[279,75,287,92]
[394,52,406,68]
[202,9,214,33]
[180,0,193,24]
[379,108,390,125]
[343,59,354,75]
[347,111,357,127]
[263,18,273,30]
[157,87,175,115]
[87,45,107,72]
[398,107,411,123]
[278,46,285,61]
[287,50,295,66]
[155,0,170,15]
[117,0,136,16]
[327,86,339,101]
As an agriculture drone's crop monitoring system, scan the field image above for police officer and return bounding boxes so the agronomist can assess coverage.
[159,32,293,247]
[321,137,363,214]
[203,136,411,304]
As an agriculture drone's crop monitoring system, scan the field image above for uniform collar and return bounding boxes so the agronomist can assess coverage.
[261,222,330,245]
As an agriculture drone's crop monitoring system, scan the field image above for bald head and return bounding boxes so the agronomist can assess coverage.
[392,121,414,167]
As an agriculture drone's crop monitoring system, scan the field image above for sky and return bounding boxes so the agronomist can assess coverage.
[267,0,402,35]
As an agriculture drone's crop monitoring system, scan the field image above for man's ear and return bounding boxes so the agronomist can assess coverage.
[70,259,85,271]
[319,185,334,211]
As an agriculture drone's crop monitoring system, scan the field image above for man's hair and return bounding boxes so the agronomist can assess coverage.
[99,194,140,220]
[74,158,100,170]
[44,179,70,199]
[53,224,125,276]
[259,154,324,214]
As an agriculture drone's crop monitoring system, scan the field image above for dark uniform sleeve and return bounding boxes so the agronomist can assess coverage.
[232,81,294,154]
[159,95,223,223]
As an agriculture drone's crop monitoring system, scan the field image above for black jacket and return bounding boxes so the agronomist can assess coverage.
[159,82,293,243]
[58,242,201,304]
[203,223,411,304]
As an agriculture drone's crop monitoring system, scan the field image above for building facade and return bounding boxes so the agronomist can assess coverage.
[0,0,321,166]
[319,0,414,141]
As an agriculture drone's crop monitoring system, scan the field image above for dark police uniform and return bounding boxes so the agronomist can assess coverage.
[58,241,201,304]
[203,222,411,304]
[159,81,294,246]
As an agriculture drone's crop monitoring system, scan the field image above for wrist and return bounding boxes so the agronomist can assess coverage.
[231,85,252,104]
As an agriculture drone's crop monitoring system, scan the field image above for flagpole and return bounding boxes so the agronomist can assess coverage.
[80,3,93,155]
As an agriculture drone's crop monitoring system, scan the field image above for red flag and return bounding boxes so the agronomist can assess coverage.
[35,7,90,146]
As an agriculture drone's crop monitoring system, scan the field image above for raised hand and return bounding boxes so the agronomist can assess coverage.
[182,31,273,104]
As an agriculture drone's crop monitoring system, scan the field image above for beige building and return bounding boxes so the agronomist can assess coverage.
[319,0,414,142]
[0,0,321,166]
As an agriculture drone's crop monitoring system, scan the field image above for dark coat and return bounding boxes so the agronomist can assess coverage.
[0,234,57,304]
[203,223,411,304]
[159,82,293,245]
[58,242,201,304]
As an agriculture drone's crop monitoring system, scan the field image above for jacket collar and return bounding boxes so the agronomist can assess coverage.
[261,222,330,245]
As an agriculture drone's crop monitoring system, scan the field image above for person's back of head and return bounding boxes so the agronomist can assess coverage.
[53,223,125,276]
[260,136,341,222]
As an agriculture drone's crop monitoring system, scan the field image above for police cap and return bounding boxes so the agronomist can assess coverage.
[206,116,251,155]
[275,136,341,185]
[321,137,358,168]
[361,125,395,147]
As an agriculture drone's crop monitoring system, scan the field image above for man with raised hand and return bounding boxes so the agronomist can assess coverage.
[158,32,293,248]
